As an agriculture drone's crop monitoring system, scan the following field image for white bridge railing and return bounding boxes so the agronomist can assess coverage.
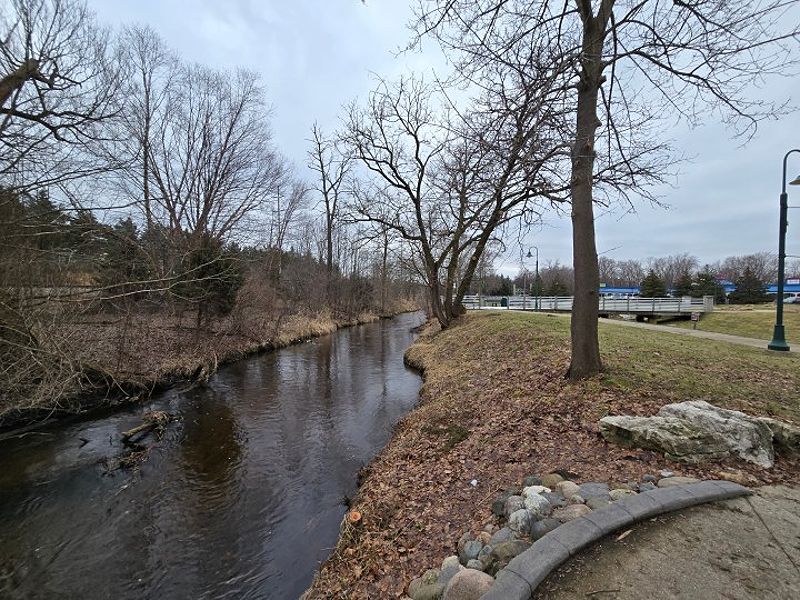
[462,295,714,314]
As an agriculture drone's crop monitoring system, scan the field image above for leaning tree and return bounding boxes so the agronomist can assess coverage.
[415,0,800,378]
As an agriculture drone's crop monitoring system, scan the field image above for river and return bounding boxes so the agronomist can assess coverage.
[0,311,425,599]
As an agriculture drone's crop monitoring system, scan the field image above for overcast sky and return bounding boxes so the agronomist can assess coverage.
[87,0,800,275]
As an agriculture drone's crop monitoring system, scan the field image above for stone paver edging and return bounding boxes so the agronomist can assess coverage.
[480,480,751,600]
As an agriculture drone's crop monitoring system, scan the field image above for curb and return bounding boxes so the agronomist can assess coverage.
[480,480,752,599]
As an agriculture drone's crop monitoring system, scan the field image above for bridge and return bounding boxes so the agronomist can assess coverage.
[462,295,715,319]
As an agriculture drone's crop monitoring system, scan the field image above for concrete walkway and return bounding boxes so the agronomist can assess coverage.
[599,317,798,352]
[536,485,800,599]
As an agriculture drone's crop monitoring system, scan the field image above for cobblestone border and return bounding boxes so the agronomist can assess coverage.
[480,480,751,599]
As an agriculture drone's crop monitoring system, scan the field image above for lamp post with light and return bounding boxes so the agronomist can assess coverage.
[768,149,800,351]
[526,246,539,311]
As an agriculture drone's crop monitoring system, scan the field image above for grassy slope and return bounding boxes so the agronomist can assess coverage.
[666,304,800,345]
[306,311,800,599]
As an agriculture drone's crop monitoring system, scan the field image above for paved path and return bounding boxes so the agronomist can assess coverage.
[598,317,798,352]
[534,485,800,599]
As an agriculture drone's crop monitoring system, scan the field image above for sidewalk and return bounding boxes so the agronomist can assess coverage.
[536,485,800,599]
[598,317,798,353]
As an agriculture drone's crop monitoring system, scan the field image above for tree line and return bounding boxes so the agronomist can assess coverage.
[3,0,800,403]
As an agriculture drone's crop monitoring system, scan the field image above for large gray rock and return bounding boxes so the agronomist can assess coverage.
[410,583,445,600]
[759,417,800,450]
[531,517,560,540]
[552,504,592,522]
[442,569,494,600]
[658,401,774,467]
[489,527,515,546]
[600,415,733,464]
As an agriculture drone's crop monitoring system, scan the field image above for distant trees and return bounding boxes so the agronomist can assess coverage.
[728,268,771,305]
[639,270,667,298]
[672,270,693,298]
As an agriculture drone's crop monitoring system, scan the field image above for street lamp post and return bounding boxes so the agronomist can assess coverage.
[768,149,800,351]
[526,246,539,311]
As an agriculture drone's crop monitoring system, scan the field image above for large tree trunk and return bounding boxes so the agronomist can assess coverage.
[567,13,606,380]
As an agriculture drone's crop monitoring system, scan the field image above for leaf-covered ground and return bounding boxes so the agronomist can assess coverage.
[304,311,800,599]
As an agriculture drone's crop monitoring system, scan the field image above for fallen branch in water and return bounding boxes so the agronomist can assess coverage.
[121,410,175,443]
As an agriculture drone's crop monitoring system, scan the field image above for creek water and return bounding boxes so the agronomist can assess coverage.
[0,311,425,599]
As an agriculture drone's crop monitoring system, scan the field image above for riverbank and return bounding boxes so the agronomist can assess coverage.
[304,311,800,598]
[0,300,419,432]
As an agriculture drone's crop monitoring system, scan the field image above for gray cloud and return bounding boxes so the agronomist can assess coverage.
[87,0,800,272]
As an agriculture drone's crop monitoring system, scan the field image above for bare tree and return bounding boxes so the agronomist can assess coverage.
[307,122,351,276]
[0,0,120,190]
[415,0,800,378]
[343,74,564,327]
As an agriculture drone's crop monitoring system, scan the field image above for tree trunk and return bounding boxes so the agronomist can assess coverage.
[567,16,606,380]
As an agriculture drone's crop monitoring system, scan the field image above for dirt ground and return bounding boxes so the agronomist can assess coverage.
[537,485,800,600]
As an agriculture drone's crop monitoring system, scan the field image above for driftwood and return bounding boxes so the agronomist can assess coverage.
[121,410,174,443]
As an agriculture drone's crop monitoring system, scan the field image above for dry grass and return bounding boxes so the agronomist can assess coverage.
[305,311,800,599]
[666,303,800,345]
[0,298,416,427]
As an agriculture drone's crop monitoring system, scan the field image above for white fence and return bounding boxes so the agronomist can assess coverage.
[462,295,714,314]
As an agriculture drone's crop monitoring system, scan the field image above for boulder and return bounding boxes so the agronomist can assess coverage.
[442,569,494,600]
[568,494,586,505]
[585,497,610,510]
[507,509,533,536]
[759,417,800,450]
[488,540,531,574]
[531,517,561,540]
[459,540,483,566]
[555,480,580,498]
[609,488,637,501]
[523,492,552,519]
[577,482,611,500]
[457,532,474,554]
[409,569,444,599]
[541,491,567,509]
[503,495,525,518]
[465,559,484,571]
[523,475,543,487]
[522,485,551,496]
[489,527,515,546]
[600,415,732,464]
[410,583,445,600]
[658,401,774,467]
[476,531,492,546]
[438,556,464,588]
[542,473,565,488]
[491,489,519,517]
[552,504,592,522]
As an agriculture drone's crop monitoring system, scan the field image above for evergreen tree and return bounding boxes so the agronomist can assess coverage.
[692,268,726,303]
[673,270,693,297]
[728,267,770,304]
[546,278,569,296]
[640,270,667,297]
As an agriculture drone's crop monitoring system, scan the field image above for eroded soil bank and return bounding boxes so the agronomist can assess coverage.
[304,311,800,599]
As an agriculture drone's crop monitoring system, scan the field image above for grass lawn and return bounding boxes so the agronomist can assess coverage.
[666,303,800,345]
[306,311,800,598]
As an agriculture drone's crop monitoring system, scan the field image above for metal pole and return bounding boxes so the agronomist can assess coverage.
[769,149,799,351]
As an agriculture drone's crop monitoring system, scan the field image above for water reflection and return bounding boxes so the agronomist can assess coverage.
[0,312,423,599]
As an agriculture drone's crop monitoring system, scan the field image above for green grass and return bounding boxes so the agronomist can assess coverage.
[423,311,800,424]
[665,304,800,345]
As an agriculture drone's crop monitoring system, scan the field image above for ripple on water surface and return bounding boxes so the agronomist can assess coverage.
[0,312,424,599]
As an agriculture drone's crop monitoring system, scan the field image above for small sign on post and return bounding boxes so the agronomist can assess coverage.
[691,312,700,330]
